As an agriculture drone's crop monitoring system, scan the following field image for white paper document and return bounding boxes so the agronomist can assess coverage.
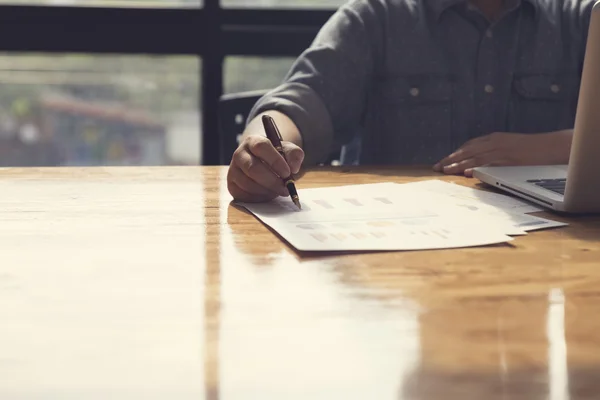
[380,181,567,236]
[238,180,569,252]
[403,179,544,214]
[456,207,568,235]
[239,183,515,252]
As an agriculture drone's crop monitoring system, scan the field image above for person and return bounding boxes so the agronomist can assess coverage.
[227,0,595,203]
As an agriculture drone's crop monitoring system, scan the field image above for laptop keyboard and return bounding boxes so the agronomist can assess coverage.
[526,178,566,195]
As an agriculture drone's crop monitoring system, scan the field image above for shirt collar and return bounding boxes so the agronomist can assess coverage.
[428,0,539,21]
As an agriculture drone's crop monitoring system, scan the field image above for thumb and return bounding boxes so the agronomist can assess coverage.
[282,142,304,175]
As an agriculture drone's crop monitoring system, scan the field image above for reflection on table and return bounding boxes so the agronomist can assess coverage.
[1,166,600,399]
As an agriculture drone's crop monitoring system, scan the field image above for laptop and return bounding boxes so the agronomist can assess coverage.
[473,1,600,213]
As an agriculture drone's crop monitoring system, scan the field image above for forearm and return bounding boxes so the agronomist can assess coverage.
[242,110,303,149]
[243,2,381,166]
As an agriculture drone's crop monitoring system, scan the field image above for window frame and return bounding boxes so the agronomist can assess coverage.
[0,1,335,165]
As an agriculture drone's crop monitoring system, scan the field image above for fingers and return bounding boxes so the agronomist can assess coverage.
[441,157,482,175]
[282,142,304,175]
[433,146,478,172]
[238,147,289,196]
[227,165,280,201]
[434,135,498,172]
[234,150,288,197]
[464,168,476,178]
[246,136,291,178]
[228,135,305,202]
[227,178,274,203]
[442,152,502,176]
[464,161,501,178]
[247,136,304,176]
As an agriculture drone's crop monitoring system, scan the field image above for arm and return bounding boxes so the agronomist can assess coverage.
[228,0,386,202]
[435,2,592,177]
[245,0,385,165]
[434,129,575,177]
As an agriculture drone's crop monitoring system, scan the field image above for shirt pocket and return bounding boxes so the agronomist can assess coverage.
[509,73,578,133]
[374,75,454,164]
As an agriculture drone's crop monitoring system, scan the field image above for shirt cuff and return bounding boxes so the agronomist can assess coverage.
[248,82,335,166]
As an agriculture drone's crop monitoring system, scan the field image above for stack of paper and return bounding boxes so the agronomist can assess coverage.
[238,180,567,252]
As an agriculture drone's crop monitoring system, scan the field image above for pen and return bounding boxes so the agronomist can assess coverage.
[261,114,302,210]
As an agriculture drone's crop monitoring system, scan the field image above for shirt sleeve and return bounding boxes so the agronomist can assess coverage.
[247,0,385,165]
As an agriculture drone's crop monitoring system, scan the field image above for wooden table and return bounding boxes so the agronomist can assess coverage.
[1,166,600,399]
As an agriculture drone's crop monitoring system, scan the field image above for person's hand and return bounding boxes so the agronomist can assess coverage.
[433,131,571,177]
[227,135,304,202]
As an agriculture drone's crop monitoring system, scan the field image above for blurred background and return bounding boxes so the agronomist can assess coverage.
[0,0,345,167]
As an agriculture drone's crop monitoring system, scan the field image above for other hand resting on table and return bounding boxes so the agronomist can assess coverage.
[433,130,573,177]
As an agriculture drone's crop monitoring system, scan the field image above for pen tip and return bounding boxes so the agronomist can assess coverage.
[293,198,302,210]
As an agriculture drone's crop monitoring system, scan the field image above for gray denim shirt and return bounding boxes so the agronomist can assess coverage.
[248,0,595,165]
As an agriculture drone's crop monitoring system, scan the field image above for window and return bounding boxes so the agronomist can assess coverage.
[0,54,200,167]
[0,0,201,7]
[224,56,296,94]
[0,1,336,165]
[222,0,345,8]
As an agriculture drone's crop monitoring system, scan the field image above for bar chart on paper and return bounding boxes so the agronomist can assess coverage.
[238,183,514,252]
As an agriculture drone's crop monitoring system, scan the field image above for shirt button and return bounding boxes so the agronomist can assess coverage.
[409,87,420,97]
[484,84,494,93]
[485,29,493,38]
[551,84,561,93]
